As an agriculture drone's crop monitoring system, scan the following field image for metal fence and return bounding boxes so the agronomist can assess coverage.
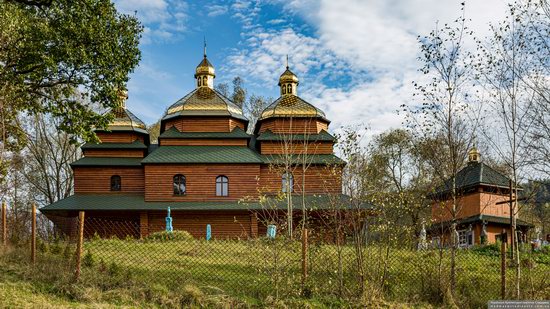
[1,208,549,308]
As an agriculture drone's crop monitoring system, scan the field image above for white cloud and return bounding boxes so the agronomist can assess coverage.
[224,0,511,138]
[115,0,189,44]
[206,4,228,17]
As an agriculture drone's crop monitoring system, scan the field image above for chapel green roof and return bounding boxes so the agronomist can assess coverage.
[70,157,143,167]
[429,162,516,198]
[159,126,251,139]
[428,214,533,230]
[141,146,263,164]
[257,130,335,142]
[81,140,147,150]
[40,194,373,213]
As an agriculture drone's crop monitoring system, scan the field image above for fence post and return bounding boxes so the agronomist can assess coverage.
[2,201,6,246]
[74,211,85,281]
[301,228,308,293]
[501,240,506,299]
[31,203,36,264]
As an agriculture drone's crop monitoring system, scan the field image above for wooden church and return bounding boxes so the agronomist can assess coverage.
[428,147,532,247]
[41,51,362,239]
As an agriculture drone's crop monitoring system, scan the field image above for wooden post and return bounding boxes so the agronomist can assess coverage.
[501,239,506,299]
[74,211,85,281]
[2,202,6,246]
[31,203,36,264]
[301,228,308,293]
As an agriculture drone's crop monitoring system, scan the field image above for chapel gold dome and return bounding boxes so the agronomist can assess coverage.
[278,67,299,86]
[195,57,215,78]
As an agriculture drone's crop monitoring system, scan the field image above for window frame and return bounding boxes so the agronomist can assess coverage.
[110,175,121,191]
[215,175,229,197]
[282,172,294,193]
[173,174,186,196]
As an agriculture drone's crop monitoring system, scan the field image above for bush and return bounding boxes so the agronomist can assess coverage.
[83,250,95,267]
[471,243,500,257]
[145,231,193,242]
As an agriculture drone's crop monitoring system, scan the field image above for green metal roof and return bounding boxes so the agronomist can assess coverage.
[81,140,147,150]
[430,162,516,198]
[142,146,263,164]
[40,194,372,212]
[257,130,335,142]
[261,154,345,165]
[429,214,534,230]
[70,157,143,167]
[159,126,251,139]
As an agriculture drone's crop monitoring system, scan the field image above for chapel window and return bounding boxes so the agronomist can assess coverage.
[173,174,186,195]
[282,172,294,193]
[216,176,229,197]
[110,175,121,191]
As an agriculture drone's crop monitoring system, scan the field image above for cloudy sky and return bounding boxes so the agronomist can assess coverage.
[114,0,509,136]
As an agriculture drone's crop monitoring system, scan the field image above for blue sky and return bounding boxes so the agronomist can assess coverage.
[114,0,509,136]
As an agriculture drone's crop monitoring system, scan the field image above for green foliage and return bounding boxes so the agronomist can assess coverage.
[145,231,194,242]
[0,0,142,156]
[470,243,501,257]
[82,250,94,268]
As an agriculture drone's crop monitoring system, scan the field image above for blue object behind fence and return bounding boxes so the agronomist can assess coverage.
[165,207,173,232]
[206,224,211,241]
[267,224,276,239]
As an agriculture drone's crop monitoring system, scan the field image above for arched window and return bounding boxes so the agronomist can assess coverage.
[282,85,286,95]
[282,172,293,193]
[287,84,292,94]
[216,176,229,196]
[202,76,207,86]
[110,175,121,191]
[173,174,186,195]
[198,77,201,87]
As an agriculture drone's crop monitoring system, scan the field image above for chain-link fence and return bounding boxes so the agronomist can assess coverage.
[1,209,549,308]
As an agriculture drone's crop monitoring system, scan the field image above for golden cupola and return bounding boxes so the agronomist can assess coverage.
[99,89,148,135]
[468,146,481,163]
[195,42,215,89]
[259,60,328,122]
[278,57,299,96]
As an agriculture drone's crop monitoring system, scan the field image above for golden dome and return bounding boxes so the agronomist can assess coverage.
[163,87,247,121]
[259,95,327,121]
[468,146,481,163]
[195,56,215,78]
[101,107,147,134]
[278,67,299,86]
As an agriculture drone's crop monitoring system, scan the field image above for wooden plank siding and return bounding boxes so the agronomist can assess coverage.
[96,132,144,143]
[83,149,146,157]
[259,141,334,155]
[259,165,342,195]
[163,117,246,133]
[144,164,261,202]
[146,210,255,239]
[258,118,329,135]
[74,167,145,193]
[159,139,248,146]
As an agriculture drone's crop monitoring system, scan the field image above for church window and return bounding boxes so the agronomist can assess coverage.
[203,76,207,86]
[282,85,286,94]
[282,172,293,193]
[173,174,186,195]
[110,175,121,191]
[287,84,292,94]
[216,176,229,196]
[198,77,201,87]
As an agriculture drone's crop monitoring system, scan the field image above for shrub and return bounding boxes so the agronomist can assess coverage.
[145,230,194,242]
[83,250,95,267]
[471,243,500,257]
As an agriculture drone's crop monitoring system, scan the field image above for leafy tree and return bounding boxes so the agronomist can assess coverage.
[0,0,142,178]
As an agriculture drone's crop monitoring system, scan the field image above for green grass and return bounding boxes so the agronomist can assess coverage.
[1,239,549,308]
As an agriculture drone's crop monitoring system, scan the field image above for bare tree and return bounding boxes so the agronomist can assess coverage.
[477,1,548,297]
[24,114,81,206]
[405,5,479,294]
